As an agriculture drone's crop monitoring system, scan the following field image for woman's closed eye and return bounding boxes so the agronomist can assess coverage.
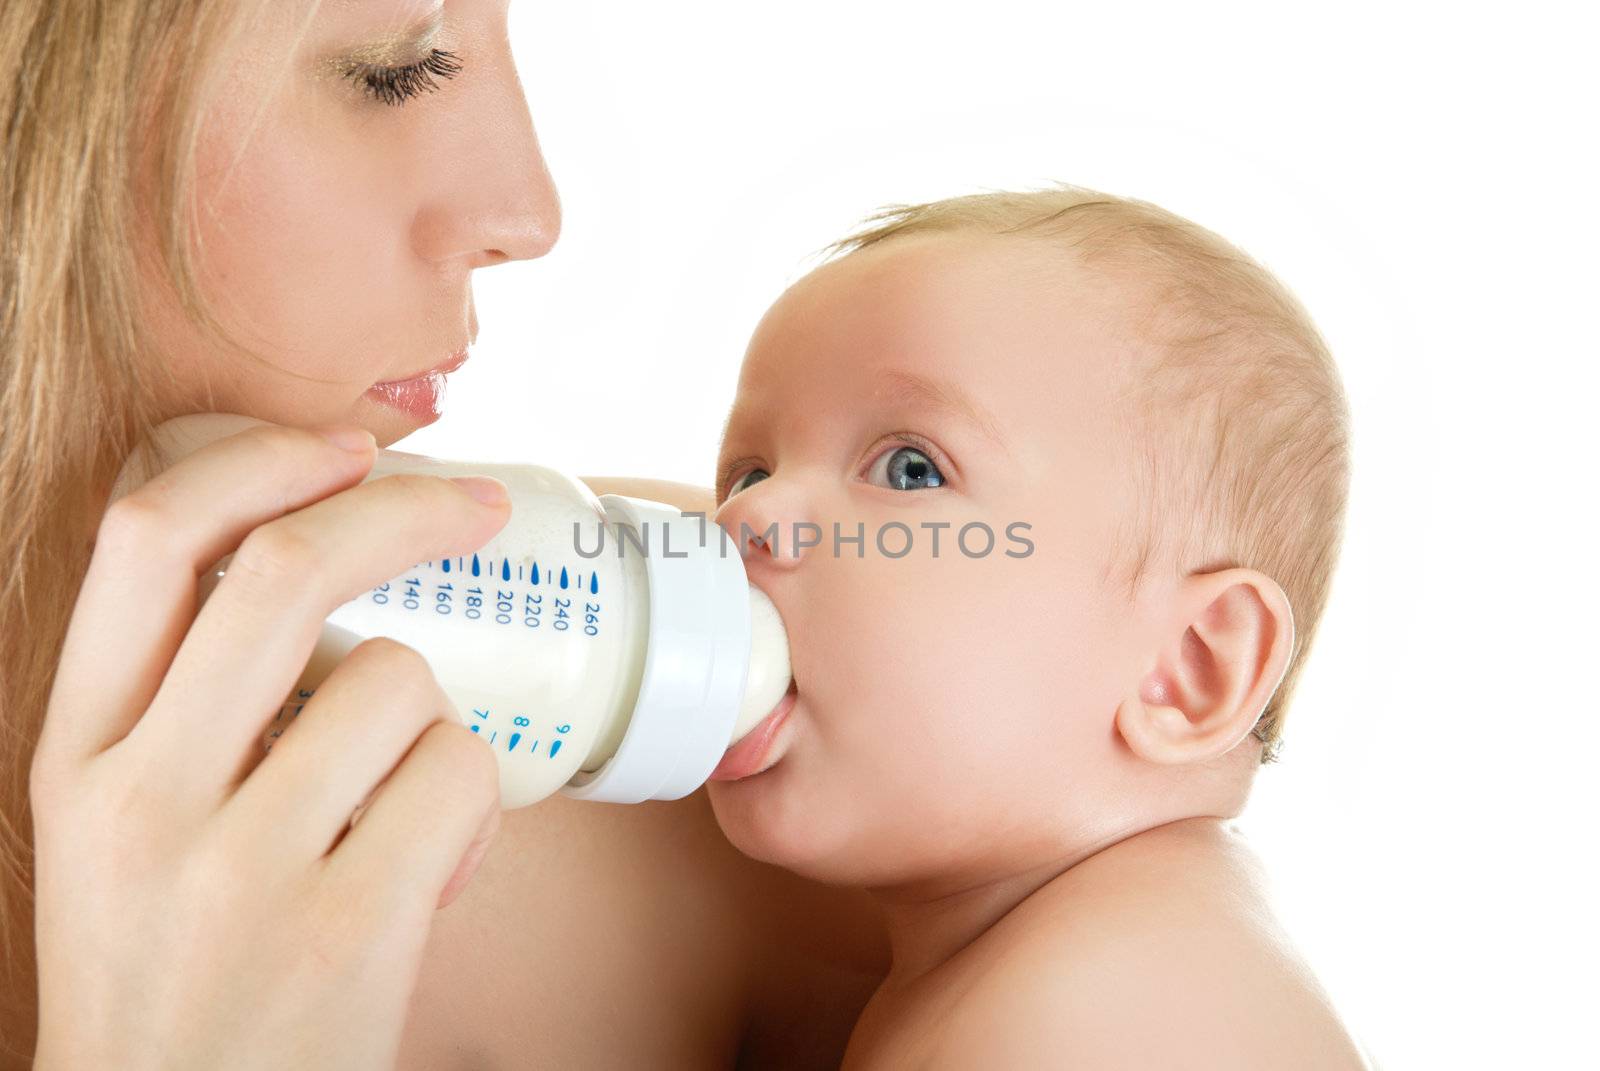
[343,49,463,106]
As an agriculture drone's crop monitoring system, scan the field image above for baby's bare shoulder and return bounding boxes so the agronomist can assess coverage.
[930,825,1370,1070]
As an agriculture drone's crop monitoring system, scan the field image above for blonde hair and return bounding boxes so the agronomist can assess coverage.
[0,0,310,1056]
[818,184,1351,762]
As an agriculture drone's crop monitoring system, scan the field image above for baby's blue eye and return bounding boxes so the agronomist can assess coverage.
[872,446,944,490]
[729,469,770,496]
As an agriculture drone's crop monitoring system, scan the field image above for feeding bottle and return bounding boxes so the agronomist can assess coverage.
[119,414,792,808]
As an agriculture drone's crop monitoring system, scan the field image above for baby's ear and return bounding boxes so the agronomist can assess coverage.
[1115,569,1295,765]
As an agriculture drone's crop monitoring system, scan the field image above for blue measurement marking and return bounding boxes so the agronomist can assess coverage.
[591,573,599,595]
[549,739,562,759]
[532,563,540,584]
[489,730,497,744]
[441,558,451,574]
[471,554,481,577]
[560,566,569,590]
[470,724,480,734]
[502,559,511,582]
[508,732,521,752]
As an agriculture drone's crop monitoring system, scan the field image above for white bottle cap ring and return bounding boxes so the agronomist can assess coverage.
[560,495,753,803]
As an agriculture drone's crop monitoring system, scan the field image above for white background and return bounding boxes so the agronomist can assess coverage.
[405,3,1598,1066]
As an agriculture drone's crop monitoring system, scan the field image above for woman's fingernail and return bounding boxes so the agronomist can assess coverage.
[315,425,375,453]
[449,475,509,507]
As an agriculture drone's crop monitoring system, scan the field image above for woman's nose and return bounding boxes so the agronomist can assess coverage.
[410,45,562,267]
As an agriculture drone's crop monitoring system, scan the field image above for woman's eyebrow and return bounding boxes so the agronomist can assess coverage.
[873,369,1010,451]
[331,5,445,68]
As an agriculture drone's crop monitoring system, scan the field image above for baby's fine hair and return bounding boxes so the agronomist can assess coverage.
[818,184,1351,761]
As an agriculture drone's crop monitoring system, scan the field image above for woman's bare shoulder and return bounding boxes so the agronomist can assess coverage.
[580,475,715,515]
[401,789,888,1070]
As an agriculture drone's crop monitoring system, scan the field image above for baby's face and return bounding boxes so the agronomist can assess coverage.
[707,233,1157,887]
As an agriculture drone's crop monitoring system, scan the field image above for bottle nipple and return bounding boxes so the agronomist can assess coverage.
[731,586,792,742]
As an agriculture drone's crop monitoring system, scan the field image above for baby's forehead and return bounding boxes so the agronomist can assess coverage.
[737,232,1139,425]
[717,233,1155,515]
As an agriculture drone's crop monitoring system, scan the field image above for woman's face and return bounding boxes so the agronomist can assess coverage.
[141,0,559,446]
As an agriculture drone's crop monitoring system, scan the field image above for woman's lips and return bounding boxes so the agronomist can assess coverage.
[708,679,798,782]
[364,348,469,424]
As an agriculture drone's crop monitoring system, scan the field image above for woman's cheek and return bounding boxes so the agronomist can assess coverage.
[194,90,392,356]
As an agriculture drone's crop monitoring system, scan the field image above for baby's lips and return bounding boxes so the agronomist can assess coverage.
[709,679,798,781]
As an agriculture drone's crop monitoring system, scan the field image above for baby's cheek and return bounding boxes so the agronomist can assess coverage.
[820,551,1054,733]
[844,538,1118,753]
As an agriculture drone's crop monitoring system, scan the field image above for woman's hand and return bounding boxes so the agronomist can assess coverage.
[29,422,512,1070]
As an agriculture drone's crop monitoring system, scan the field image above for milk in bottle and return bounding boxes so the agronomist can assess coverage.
[116,414,792,808]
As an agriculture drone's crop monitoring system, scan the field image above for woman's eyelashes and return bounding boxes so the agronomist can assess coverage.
[342,49,463,106]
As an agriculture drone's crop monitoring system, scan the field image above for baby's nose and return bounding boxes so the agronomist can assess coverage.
[716,493,812,571]
[733,517,782,562]
[713,473,819,573]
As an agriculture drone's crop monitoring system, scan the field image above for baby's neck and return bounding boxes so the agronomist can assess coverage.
[867,814,1234,992]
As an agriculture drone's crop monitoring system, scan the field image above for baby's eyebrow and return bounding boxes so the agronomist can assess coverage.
[711,369,1010,488]
[715,404,742,466]
[712,404,749,493]
[875,370,1010,451]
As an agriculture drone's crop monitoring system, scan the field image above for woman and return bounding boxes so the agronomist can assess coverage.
[0,0,888,1065]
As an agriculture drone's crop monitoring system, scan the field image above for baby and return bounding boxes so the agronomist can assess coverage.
[701,185,1370,1068]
